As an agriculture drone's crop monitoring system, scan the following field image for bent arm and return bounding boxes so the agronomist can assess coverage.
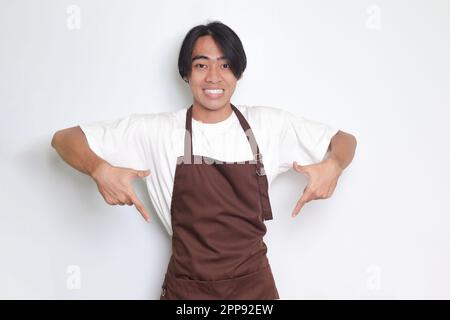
[325,130,357,171]
[51,125,108,178]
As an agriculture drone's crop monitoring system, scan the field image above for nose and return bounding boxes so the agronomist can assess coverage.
[205,64,222,83]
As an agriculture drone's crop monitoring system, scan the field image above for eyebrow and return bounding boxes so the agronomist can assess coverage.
[191,55,229,62]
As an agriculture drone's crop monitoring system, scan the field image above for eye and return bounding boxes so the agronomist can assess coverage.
[222,63,230,69]
[194,64,206,69]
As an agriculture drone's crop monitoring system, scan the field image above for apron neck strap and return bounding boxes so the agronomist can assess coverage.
[184,103,262,163]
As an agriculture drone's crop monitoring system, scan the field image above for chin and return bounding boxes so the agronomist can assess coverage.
[197,98,230,110]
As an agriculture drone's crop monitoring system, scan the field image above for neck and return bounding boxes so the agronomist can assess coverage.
[192,102,233,124]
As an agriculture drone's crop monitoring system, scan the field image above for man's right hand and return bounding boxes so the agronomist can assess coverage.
[91,162,152,222]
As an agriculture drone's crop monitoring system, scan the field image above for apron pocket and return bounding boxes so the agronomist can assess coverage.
[162,264,279,300]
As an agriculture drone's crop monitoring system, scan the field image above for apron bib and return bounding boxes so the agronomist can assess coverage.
[160,103,279,300]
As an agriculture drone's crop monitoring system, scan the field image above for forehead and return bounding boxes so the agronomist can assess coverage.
[191,35,224,59]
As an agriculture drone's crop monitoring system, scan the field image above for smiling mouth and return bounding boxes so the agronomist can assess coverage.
[203,88,225,99]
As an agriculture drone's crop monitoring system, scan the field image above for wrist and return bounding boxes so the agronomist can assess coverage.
[326,156,343,174]
[88,158,109,180]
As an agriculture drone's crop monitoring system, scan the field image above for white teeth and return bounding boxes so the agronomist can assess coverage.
[204,89,224,94]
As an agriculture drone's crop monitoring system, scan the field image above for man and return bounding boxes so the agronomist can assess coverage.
[51,21,357,299]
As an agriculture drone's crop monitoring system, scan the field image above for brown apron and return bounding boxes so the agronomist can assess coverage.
[160,103,279,300]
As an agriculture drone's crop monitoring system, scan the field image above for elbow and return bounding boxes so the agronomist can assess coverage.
[336,130,357,152]
[51,131,63,149]
[51,126,83,148]
[350,133,357,147]
[349,133,357,153]
[346,131,357,143]
[347,133,357,150]
[338,130,357,145]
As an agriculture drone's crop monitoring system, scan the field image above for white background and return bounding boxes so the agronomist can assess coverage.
[1,0,449,299]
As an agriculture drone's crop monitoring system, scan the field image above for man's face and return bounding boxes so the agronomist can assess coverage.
[185,35,238,111]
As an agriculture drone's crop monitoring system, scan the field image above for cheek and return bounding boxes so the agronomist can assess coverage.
[190,72,201,82]
[225,79,237,91]
[188,76,203,89]
[189,70,203,81]
[224,71,237,83]
[226,86,236,95]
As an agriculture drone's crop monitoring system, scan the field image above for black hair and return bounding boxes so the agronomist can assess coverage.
[178,21,247,82]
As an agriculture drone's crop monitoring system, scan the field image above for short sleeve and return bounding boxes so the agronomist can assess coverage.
[275,110,339,176]
[79,113,149,170]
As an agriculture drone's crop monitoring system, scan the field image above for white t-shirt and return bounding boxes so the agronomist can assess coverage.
[79,105,339,236]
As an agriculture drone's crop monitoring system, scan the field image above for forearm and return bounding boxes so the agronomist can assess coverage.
[51,126,108,177]
[325,130,357,170]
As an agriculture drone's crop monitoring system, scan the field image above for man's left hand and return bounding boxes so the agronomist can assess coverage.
[291,158,343,217]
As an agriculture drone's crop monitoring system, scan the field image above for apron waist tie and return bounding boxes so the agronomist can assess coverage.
[256,161,273,221]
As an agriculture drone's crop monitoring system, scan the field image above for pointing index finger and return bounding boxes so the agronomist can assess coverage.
[129,191,151,223]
